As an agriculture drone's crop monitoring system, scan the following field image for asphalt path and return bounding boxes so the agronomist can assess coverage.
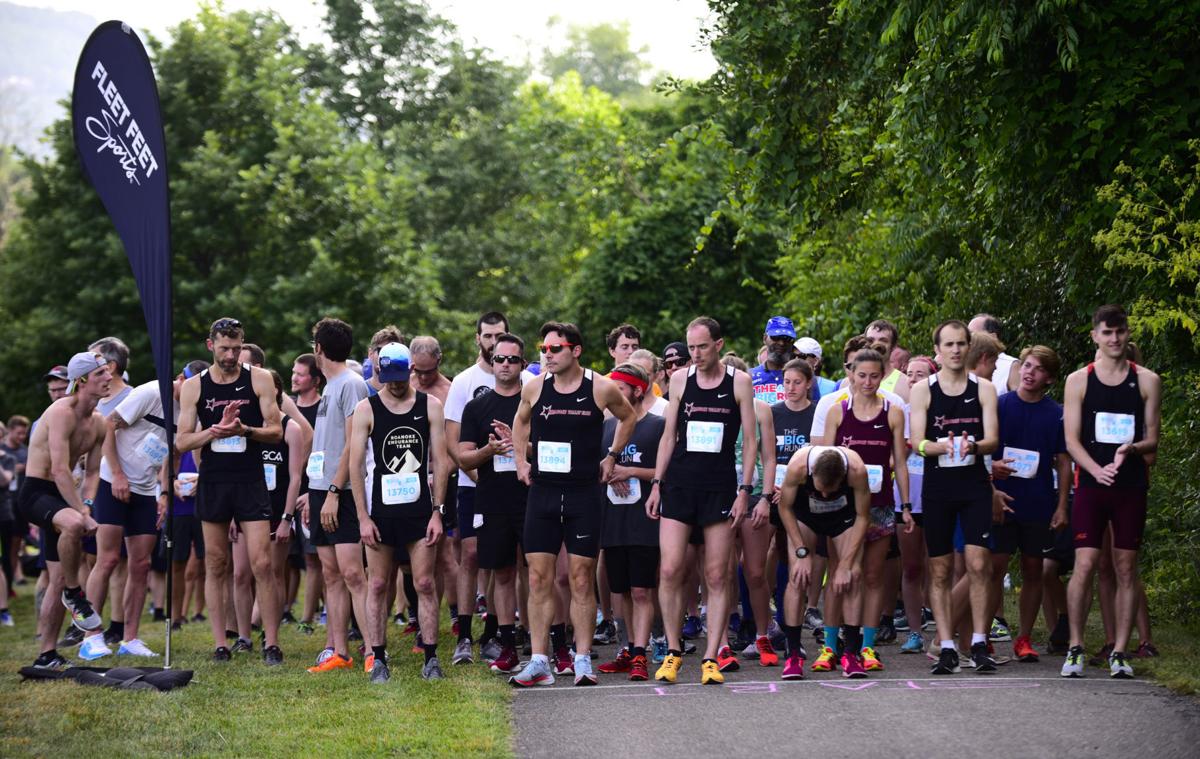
[510,634,1200,758]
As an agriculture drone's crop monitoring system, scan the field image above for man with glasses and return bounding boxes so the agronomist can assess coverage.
[661,342,690,400]
[751,316,799,404]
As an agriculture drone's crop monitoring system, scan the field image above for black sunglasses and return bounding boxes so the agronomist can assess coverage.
[491,355,522,365]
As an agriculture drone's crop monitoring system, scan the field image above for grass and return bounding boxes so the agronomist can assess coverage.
[0,590,514,758]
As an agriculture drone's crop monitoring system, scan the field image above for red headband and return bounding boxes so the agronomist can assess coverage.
[610,370,648,393]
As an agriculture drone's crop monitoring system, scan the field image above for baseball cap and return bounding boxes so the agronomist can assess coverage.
[377,343,411,383]
[765,316,797,339]
[43,365,69,382]
[663,342,687,364]
[795,337,822,359]
[66,352,108,394]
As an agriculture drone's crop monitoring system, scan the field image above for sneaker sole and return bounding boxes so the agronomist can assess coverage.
[510,675,554,687]
[1110,670,1134,679]
[1061,671,1083,678]
[781,673,804,681]
[574,675,597,686]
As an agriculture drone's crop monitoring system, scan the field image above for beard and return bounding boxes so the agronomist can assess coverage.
[768,348,791,367]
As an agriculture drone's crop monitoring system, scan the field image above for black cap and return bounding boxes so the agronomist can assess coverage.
[663,342,687,363]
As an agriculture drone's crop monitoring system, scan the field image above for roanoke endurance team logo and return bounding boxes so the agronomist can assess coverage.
[380,426,424,474]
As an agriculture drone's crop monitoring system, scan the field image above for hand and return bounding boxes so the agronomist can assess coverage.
[1050,507,1068,531]
[991,457,1016,480]
[111,470,131,502]
[228,521,240,543]
[321,494,340,532]
[789,555,812,589]
[901,508,915,534]
[491,420,513,442]
[832,565,855,596]
[156,494,168,529]
[517,460,532,486]
[645,484,661,520]
[275,517,292,543]
[729,491,748,529]
[599,456,615,483]
[219,399,246,427]
[300,495,310,526]
[992,489,1015,523]
[1113,443,1133,472]
[360,516,379,548]
[81,514,99,536]
[425,513,443,546]
[749,496,770,529]
[1093,462,1119,487]
[487,433,513,457]
[611,478,631,498]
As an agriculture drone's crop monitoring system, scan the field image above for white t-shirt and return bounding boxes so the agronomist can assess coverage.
[810,386,907,441]
[995,352,1018,395]
[100,381,177,496]
[445,362,534,487]
[647,396,669,417]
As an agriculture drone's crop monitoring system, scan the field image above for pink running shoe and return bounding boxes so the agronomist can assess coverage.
[840,652,867,679]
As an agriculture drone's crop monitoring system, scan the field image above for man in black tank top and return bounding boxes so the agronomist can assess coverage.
[646,316,758,686]
[1062,305,1161,679]
[509,322,635,687]
[176,318,286,665]
[348,343,449,683]
[908,319,1001,675]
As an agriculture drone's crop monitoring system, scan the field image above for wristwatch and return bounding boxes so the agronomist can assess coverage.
[795,546,810,559]
[328,484,341,495]
[737,484,754,495]
[650,478,662,487]
[901,502,913,512]
[433,504,444,516]
[606,449,620,459]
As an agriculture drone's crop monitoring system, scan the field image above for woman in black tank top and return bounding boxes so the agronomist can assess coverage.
[667,365,740,490]
[529,369,604,485]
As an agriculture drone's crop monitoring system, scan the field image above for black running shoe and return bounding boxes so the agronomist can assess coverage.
[103,627,122,646]
[263,645,284,666]
[971,642,997,673]
[57,626,85,648]
[213,646,232,662]
[231,637,253,653]
[931,647,961,675]
[281,610,297,624]
[33,651,71,670]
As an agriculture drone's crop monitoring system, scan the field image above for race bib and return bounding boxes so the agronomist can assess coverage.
[809,493,847,514]
[686,421,724,453]
[473,513,484,529]
[306,451,325,480]
[1095,412,1135,445]
[607,479,641,505]
[382,472,420,505]
[906,452,925,477]
[136,433,169,468]
[774,465,787,489]
[537,441,572,473]
[178,475,198,497]
[1004,446,1040,479]
[937,436,975,468]
[211,435,247,454]
[263,463,277,491]
[866,464,884,494]
[493,454,516,473]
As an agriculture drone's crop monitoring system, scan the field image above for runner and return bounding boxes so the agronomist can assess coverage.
[176,318,285,665]
[661,342,690,401]
[865,320,910,402]
[794,337,837,401]
[290,353,324,634]
[750,316,798,404]
[776,443,873,679]
[17,352,110,669]
[349,343,449,683]
[908,320,1001,675]
[647,316,757,686]
[606,324,642,367]
[509,321,636,687]
[303,317,371,673]
[969,314,1020,394]
[897,355,938,653]
[629,350,669,416]
[990,346,1070,663]
[1061,305,1160,679]
[457,333,529,674]
[260,370,306,636]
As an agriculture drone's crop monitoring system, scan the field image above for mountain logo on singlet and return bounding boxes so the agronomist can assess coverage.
[381,426,424,474]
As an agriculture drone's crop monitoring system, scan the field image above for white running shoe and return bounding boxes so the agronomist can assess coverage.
[79,634,113,661]
[118,638,160,657]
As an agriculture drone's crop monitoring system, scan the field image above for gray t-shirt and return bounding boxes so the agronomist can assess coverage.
[309,368,368,490]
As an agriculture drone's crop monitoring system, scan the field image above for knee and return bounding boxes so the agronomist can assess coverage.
[902,561,925,582]
[127,553,151,579]
[863,565,884,589]
[250,557,273,581]
[367,575,388,598]
[703,566,726,592]
[232,563,253,587]
[461,544,478,568]
[342,566,366,591]
[413,575,436,597]
[743,564,766,588]
[320,564,343,586]
[658,561,683,587]
[94,552,121,576]
[631,587,652,605]
[528,567,553,594]
[495,567,516,586]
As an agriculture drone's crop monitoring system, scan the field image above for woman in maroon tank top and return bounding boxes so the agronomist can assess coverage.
[820,348,911,670]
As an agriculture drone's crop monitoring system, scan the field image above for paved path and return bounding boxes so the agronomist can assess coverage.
[512,637,1200,758]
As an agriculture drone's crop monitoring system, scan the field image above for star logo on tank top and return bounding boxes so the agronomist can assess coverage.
[933,415,946,430]
[684,402,695,417]
[540,404,555,420]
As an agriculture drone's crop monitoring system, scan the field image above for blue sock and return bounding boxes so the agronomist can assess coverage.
[863,626,877,649]
[824,626,838,650]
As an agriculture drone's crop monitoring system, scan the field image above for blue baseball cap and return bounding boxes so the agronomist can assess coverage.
[377,343,411,383]
[765,316,797,339]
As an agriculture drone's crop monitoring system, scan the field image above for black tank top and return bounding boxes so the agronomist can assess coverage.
[795,446,855,521]
[196,364,265,482]
[260,415,291,514]
[1080,362,1146,489]
[667,365,739,489]
[922,374,989,496]
[369,392,432,515]
[530,369,604,485]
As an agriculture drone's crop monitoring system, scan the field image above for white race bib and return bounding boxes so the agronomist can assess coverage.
[263,463,277,491]
[1095,412,1135,445]
[493,454,516,473]
[136,433,169,468]
[809,493,847,514]
[178,475,198,497]
[211,435,247,454]
[937,436,976,468]
[866,464,884,494]
[607,478,641,505]
[1004,446,1041,479]
[382,472,420,505]
[685,421,724,453]
[906,452,925,477]
[774,464,787,489]
[537,441,572,473]
[306,451,325,480]
[473,513,484,529]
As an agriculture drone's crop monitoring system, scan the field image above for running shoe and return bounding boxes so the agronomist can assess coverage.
[33,652,70,670]
[804,607,823,630]
[297,621,315,635]
[756,635,780,666]
[510,657,555,687]
[727,611,742,640]
[553,647,574,676]
[629,654,649,681]
[682,615,703,640]
[682,640,698,655]
[574,655,597,686]
[1109,651,1134,679]
[308,652,353,673]
[79,634,112,661]
[768,619,788,652]
[452,639,474,665]
[716,645,740,672]
[900,632,924,654]
[876,620,897,645]
[518,627,532,656]
[0,610,13,627]
[403,619,420,636]
[475,594,488,617]
[1089,642,1115,667]
[314,647,334,666]
[393,612,408,626]
[318,609,327,626]
[931,647,960,675]
[348,626,363,642]
[593,618,617,645]
[212,646,232,662]
[811,645,837,672]
[840,652,867,678]
[422,657,444,680]
[481,638,503,662]
[61,588,102,631]
[598,647,633,674]
[782,653,805,680]
[281,610,297,624]
[451,619,460,638]
[739,640,759,660]
[370,658,391,683]
[1135,641,1160,658]
[103,627,123,646]
[655,654,682,683]
[921,607,935,630]
[117,639,159,657]
[970,642,997,673]
[57,626,85,648]
[860,646,884,671]
[894,610,910,632]
[263,645,284,666]
[364,653,376,673]
[701,659,724,685]
[651,636,668,664]
[231,637,253,654]
[989,618,1012,642]
[1013,635,1039,662]
[192,613,207,623]
[490,646,520,673]
[1061,646,1085,677]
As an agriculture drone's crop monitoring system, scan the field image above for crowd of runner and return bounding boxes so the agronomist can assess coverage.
[0,304,1161,685]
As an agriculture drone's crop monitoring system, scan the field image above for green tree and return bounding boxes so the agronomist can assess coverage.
[542,20,649,96]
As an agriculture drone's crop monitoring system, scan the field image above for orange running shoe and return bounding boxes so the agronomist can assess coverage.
[756,635,780,667]
[860,646,884,671]
[307,653,353,673]
[1014,635,1039,662]
[716,645,740,672]
[811,645,837,672]
[364,653,376,673]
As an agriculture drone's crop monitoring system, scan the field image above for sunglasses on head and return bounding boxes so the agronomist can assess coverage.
[491,355,522,365]
[538,343,575,355]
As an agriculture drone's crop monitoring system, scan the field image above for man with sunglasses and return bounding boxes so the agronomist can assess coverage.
[751,316,799,404]
[509,322,637,686]
[660,342,690,400]
[795,336,838,401]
